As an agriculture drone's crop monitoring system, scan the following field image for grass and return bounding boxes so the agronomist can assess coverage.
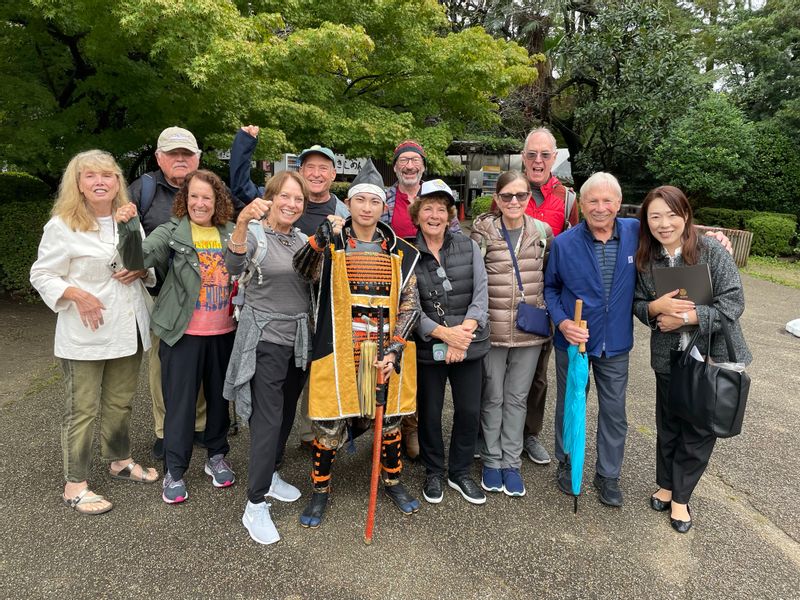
[742,255,800,289]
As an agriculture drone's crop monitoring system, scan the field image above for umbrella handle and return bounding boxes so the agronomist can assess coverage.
[574,299,583,325]
[579,319,587,353]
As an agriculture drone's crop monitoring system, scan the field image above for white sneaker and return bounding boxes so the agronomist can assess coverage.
[242,501,280,545]
[266,471,301,502]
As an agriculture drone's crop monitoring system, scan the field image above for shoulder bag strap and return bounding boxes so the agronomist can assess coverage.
[500,218,525,303]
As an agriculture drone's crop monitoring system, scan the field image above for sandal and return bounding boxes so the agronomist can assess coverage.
[110,461,159,484]
[63,488,113,515]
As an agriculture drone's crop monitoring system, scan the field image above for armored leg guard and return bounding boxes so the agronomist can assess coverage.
[381,430,420,514]
[299,439,336,528]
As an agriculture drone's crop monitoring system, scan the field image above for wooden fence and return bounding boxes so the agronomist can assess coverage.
[695,225,753,268]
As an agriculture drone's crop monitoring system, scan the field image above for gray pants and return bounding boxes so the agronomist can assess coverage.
[554,349,629,479]
[481,345,542,469]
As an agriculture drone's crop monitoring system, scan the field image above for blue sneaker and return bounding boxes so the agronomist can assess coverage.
[501,467,526,497]
[481,466,503,493]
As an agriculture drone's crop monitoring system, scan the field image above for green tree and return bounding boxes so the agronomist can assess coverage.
[0,0,536,185]
[719,0,800,123]
[441,1,707,191]
[648,93,755,207]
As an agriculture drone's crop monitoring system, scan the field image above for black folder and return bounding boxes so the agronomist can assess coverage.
[652,264,712,333]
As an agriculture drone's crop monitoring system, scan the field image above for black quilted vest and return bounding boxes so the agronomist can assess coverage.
[413,230,490,364]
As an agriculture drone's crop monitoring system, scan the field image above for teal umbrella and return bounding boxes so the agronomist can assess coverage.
[562,301,589,513]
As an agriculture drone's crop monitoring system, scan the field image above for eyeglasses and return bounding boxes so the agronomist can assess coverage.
[397,157,423,166]
[496,192,529,204]
[436,266,453,292]
[523,151,554,161]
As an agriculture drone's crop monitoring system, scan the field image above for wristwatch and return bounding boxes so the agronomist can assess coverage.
[682,312,689,325]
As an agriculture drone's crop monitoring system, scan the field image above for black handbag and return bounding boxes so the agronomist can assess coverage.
[668,318,750,438]
[500,218,550,337]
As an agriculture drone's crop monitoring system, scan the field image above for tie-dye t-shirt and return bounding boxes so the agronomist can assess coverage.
[184,223,235,336]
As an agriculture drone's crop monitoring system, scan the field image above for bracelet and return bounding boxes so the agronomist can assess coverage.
[228,239,247,249]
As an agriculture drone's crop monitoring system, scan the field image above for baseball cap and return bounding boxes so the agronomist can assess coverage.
[157,127,200,153]
[418,179,455,206]
[297,145,336,166]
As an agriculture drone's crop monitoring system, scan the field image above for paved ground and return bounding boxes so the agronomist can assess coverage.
[0,274,798,599]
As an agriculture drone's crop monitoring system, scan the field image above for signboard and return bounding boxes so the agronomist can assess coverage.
[334,155,367,175]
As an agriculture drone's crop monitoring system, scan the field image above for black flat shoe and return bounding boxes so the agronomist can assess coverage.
[670,505,692,533]
[650,494,671,512]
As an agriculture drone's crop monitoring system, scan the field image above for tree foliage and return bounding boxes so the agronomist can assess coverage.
[0,0,536,184]
[648,93,755,206]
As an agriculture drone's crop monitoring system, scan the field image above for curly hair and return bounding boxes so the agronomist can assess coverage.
[52,149,130,232]
[172,169,233,225]
[408,195,456,226]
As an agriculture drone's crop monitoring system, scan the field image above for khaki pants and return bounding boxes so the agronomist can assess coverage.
[149,331,206,438]
[60,346,143,482]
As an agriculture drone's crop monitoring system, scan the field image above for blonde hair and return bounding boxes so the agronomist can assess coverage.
[52,150,129,231]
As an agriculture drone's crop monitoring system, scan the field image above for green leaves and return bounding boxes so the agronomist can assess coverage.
[0,0,536,184]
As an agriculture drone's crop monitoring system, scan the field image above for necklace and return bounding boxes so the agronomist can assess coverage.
[264,221,296,247]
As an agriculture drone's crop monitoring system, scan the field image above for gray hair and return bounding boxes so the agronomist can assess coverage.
[580,172,622,200]
[523,127,557,152]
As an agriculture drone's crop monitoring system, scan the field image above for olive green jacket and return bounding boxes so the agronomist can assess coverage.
[119,216,235,346]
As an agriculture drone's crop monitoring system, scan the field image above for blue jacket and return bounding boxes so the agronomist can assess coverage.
[229,129,264,204]
[544,218,639,358]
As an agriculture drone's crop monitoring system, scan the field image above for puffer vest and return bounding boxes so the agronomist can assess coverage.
[414,231,490,364]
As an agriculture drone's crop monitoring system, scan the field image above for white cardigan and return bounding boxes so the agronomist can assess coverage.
[30,216,154,360]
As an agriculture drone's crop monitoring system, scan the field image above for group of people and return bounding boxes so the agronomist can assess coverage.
[30,124,750,544]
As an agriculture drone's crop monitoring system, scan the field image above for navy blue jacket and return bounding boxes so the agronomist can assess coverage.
[544,218,639,358]
[229,129,264,204]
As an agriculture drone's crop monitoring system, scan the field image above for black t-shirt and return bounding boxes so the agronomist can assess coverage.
[295,195,341,236]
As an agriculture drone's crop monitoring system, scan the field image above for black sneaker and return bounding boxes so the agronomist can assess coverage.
[423,474,444,504]
[447,475,486,505]
[593,474,623,507]
[556,461,573,496]
[152,438,164,461]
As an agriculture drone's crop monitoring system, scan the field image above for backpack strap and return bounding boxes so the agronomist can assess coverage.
[531,218,547,255]
[139,173,157,218]
[563,188,576,230]
[236,221,269,287]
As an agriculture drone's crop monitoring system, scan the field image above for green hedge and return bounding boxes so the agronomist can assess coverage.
[329,181,351,199]
[470,195,493,217]
[745,214,797,257]
[695,207,798,230]
[0,199,52,299]
[0,172,51,204]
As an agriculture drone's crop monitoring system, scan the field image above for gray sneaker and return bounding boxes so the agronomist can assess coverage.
[524,435,551,465]
[162,471,188,504]
[266,471,301,503]
[242,500,280,545]
[204,454,235,488]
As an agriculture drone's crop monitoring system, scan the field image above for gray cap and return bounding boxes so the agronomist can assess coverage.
[157,127,199,153]
[298,145,336,165]
[347,159,386,203]
[419,179,455,206]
